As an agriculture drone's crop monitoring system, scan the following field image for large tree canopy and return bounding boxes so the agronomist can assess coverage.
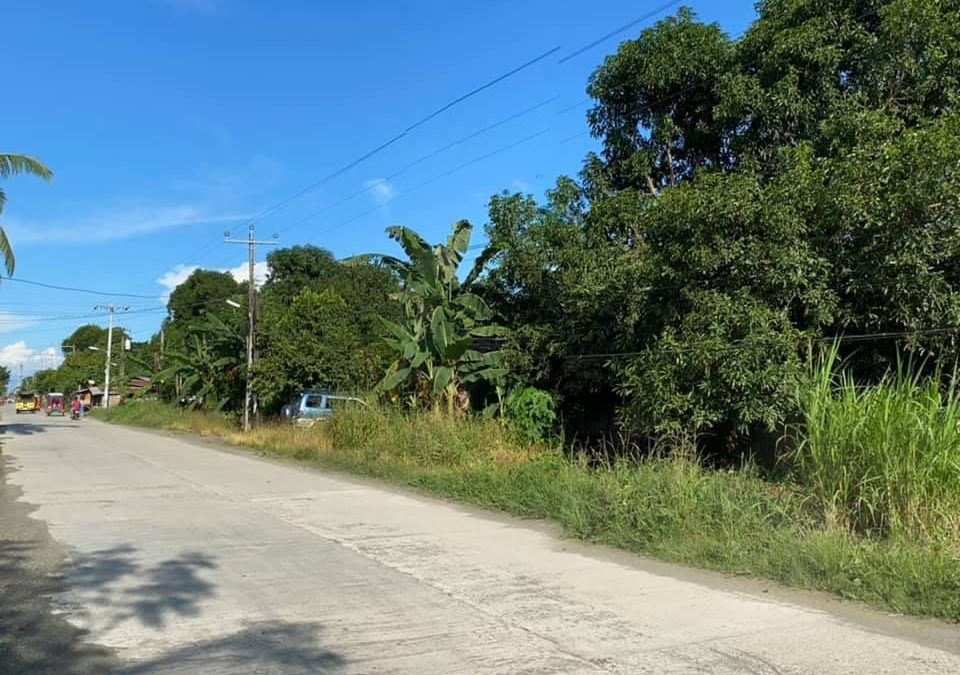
[475,0,960,447]
[254,289,384,408]
[167,269,242,322]
[63,325,109,352]
[253,247,401,411]
[31,2,960,452]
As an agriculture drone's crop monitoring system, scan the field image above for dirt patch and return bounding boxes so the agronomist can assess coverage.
[0,452,118,674]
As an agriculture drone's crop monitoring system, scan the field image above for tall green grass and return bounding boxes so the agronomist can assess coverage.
[93,399,234,436]
[795,348,960,540]
[97,394,960,620]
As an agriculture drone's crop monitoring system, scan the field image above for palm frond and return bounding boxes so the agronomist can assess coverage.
[0,154,53,181]
[464,242,501,287]
[445,219,473,257]
[388,226,437,286]
[343,253,408,275]
[0,226,15,276]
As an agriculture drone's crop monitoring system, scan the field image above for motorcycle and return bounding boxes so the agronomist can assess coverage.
[70,408,81,421]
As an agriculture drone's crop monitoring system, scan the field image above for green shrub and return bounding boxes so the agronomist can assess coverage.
[504,387,557,442]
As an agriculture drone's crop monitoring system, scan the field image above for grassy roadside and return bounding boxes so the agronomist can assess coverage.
[95,400,960,622]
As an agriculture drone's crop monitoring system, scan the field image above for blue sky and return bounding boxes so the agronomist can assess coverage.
[2,0,754,384]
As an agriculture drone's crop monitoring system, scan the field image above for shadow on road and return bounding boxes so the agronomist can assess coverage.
[0,423,48,436]
[0,442,346,674]
[118,621,346,674]
[0,455,118,675]
[1,527,344,674]
[70,545,218,629]
[0,539,120,675]
[0,456,222,672]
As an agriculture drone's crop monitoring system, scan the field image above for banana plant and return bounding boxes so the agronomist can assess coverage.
[358,220,508,410]
[152,313,244,411]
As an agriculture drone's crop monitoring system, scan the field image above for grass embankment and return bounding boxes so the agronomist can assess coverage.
[97,372,960,622]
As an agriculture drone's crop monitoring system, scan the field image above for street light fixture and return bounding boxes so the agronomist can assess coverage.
[225,299,241,309]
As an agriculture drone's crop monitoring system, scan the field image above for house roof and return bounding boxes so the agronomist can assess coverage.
[76,386,104,396]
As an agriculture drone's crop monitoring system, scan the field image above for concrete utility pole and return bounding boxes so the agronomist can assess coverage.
[224,224,277,432]
[94,305,128,408]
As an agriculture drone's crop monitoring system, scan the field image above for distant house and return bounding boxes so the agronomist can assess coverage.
[128,376,152,395]
[76,386,104,408]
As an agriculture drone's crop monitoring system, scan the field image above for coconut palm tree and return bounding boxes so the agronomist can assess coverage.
[0,153,53,275]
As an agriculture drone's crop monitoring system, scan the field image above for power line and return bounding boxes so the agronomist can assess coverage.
[250,132,408,226]
[202,128,550,273]
[402,48,562,135]
[135,5,691,287]
[272,97,559,238]
[0,312,127,324]
[4,276,160,299]
[128,4,693,300]
[558,1,682,64]
[137,52,567,295]
[308,129,551,241]
[249,46,562,226]
[814,327,960,344]
[393,97,559,180]
[556,98,591,114]
[559,130,592,144]
[566,327,960,360]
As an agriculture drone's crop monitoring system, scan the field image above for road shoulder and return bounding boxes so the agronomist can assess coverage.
[0,451,119,674]
[95,419,960,656]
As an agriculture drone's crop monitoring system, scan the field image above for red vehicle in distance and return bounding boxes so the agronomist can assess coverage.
[45,392,65,416]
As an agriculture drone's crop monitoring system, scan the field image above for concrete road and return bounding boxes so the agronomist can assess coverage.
[1,414,958,674]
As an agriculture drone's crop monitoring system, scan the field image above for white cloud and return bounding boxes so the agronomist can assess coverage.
[6,155,279,247]
[4,206,250,245]
[512,179,530,192]
[156,261,268,301]
[0,312,37,335]
[156,264,201,301]
[363,178,397,206]
[225,261,268,288]
[0,342,63,382]
[0,342,35,368]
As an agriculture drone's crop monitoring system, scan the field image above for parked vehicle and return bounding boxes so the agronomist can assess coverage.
[280,391,367,426]
[45,392,65,416]
[15,392,38,414]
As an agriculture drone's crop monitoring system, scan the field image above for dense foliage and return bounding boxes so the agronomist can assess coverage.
[88,2,960,620]
[471,0,960,450]
[253,245,400,410]
[32,1,960,456]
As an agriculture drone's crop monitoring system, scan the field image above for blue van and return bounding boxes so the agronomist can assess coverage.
[280,391,367,426]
